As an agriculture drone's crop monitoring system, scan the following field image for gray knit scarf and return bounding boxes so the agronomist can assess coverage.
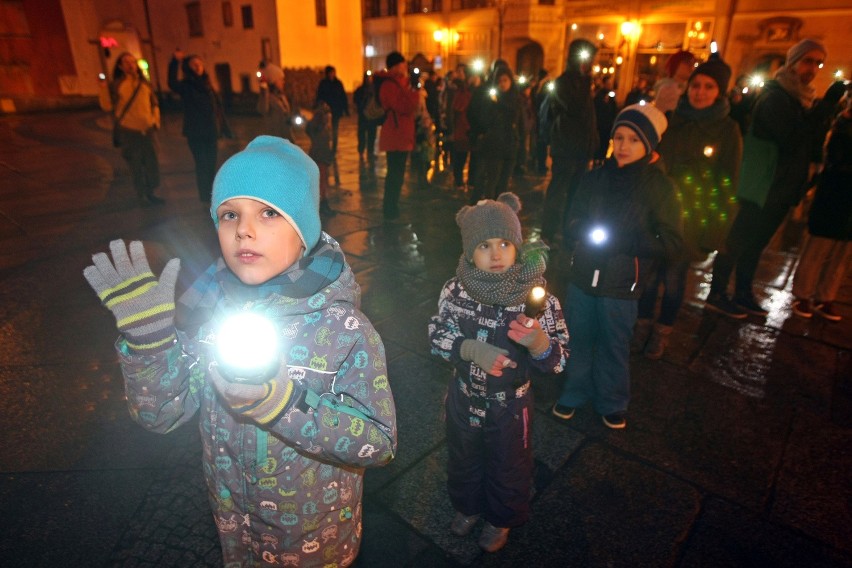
[456,241,549,306]
[775,66,816,109]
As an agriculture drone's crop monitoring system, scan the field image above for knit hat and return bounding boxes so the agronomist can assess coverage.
[456,193,523,261]
[263,64,284,84]
[690,56,732,94]
[211,136,321,253]
[611,104,668,154]
[386,51,406,69]
[785,38,827,67]
[664,50,696,78]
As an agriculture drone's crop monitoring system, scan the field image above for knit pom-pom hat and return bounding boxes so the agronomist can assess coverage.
[456,192,523,261]
[211,135,320,254]
[611,103,668,155]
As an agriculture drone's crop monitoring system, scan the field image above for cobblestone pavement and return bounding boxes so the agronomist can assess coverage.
[0,109,850,567]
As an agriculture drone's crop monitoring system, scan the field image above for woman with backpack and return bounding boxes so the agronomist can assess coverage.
[354,71,381,164]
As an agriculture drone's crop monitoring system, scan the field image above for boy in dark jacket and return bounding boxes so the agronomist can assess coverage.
[429,193,568,552]
[553,104,682,429]
[84,136,397,567]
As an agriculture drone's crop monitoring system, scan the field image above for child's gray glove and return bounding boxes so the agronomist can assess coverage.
[460,339,517,377]
[508,314,551,357]
[83,239,180,355]
[208,360,295,425]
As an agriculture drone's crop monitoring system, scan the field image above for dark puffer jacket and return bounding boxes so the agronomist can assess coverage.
[564,156,683,299]
[168,57,228,140]
[467,80,524,159]
[547,68,598,161]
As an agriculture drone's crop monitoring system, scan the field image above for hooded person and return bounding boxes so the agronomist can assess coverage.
[84,135,398,567]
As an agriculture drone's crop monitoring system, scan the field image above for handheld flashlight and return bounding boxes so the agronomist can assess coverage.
[98,72,106,80]
[523,286,547,326]
[293,115,304,126]
[589,226,608,245]
[215,313,280,384]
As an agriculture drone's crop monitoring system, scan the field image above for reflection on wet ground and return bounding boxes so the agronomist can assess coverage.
[0,110,850,567]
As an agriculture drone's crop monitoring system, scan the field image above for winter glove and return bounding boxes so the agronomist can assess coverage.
[508,314,551,357]
[83,239,180,354]
[460,339,517,377]
[208,360,295,425]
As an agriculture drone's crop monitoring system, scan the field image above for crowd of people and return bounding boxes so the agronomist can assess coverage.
[91,37,850,565]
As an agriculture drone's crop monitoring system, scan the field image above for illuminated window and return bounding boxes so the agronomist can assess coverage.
[241,5,254,29]
[186,2,203,37]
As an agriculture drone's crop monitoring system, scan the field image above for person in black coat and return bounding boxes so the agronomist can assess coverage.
[315,65,350,184]
[353,71,379,163]
[791,93,852,321]
[168,50,231,202]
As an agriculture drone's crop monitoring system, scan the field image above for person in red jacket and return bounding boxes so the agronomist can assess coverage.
[377,51,419,220]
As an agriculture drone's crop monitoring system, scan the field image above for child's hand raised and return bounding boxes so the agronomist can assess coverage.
[461,339,517,377]
[508,315,550,357]
[83,239,180,355]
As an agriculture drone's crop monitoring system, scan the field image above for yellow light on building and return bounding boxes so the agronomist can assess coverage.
[433,30,444,42]
[616,56,623,65]
[703,146,715,157]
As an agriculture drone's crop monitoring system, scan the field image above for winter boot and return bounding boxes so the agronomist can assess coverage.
[644,323,673,360]
[630,318,653,354]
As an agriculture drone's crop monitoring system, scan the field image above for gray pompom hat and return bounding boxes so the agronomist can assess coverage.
[456,192,523,261]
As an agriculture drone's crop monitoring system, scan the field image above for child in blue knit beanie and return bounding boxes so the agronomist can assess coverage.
[84,135,397,567]
[428,192,569,553]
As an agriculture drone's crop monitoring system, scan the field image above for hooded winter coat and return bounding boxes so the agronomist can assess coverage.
[118,234,396,567]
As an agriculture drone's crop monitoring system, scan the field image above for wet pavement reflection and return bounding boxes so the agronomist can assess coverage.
[0,109,850,567]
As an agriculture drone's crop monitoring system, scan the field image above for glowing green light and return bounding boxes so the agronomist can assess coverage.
[700,218,708,226]
[683,175,693,184]
[709,202,718,210]
[728,196,737,203]
[710,187,719,195]
[719,212,727,220]
[721,177,731,186]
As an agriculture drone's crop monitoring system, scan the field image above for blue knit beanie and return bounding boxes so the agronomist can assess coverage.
[611,103,668,154]
[211,135,321,253]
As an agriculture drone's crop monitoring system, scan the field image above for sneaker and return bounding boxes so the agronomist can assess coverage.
[733,292,768,317]
[478,522,510,553]
[791,299,813,318]
[704,292,748,319]
[602,412,627,429]
[450,512,480,536]
[552,403,576,421]
[814,302,842,322]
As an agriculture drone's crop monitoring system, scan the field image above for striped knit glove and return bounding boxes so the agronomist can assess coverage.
[208,361,295,425]
[83,240,180,354]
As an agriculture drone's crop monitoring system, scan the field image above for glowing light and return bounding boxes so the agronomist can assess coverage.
[472,59,485,72]
[749,75,763,87]
[489,87,497,100]
[293,116,303,125]
[703,146,715,157]
[742,87,749,94]
[366,70,372,76]
[818,62,824,69]
[835,69,844,80]
[524,286,547,319]
[608,91,616,98]
[597,33,605,41]
[413,67,420,74]
[518,75,527,84]
[589,227,608,245]
[621,21,639,38]
[579,49,590,61]
[365,45,376,57]
[694,21,703,31]
[571,23,578,30]
[256,71,262,78]
[616,56,624,65]
[650,56,657,65]
[434,30,444,42]
[216,313,279,383]
[711,40,718,53]
[593,65,601,73]
[639,99,647,106]
[609,66,615,74]
[547,81,555,92]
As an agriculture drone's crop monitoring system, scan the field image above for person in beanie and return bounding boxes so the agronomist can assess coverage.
[428,193,567,553]
[653,50,697,115]
[376,51,420,220]
[257,63,295,142]
[83,135,397,567]
[553,104,682,429]
[704,38,846,318]
[633,56,742,358]
[540,38,599,243]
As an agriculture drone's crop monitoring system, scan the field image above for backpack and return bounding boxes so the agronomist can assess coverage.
[363,77,387,124]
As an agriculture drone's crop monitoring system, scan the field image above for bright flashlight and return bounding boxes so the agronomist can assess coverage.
[524,286,547,322]
[547,81,555,92]
[256,71,262,78]
[293,115,304,125]
[703,145,715,157]
[215,313,279,384]
[589,227,608,245]
[489,87,497,100]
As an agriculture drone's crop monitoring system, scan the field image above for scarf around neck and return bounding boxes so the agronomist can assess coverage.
[774,67,816,108]
[456,241,549,307]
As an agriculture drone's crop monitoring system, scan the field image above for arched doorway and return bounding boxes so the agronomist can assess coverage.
[515,42,544,80]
